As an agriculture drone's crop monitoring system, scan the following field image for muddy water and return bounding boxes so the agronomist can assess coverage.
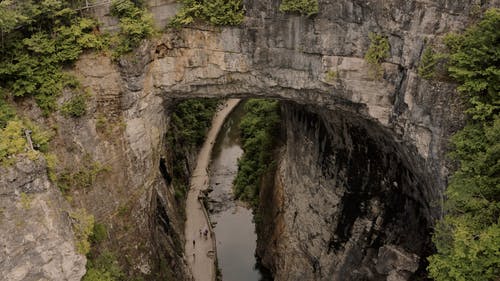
[208,102,272,281]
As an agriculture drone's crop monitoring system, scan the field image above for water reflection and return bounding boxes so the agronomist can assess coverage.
[208,102,272,281]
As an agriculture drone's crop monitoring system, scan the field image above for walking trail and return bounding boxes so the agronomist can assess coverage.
[184,99,241,281]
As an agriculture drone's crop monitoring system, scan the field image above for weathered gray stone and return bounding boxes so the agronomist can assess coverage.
[0,157,86,281]
[4,0,498,279]
[376,245,420,275]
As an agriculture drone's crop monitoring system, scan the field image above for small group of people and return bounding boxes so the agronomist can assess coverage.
[191,227,210,262]
[199,227,209,239]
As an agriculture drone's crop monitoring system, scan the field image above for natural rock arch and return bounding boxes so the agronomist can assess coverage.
[91,0,486,279]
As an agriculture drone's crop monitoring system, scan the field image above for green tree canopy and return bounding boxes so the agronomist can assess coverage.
[428,8,500,281]
[0,0,104,114]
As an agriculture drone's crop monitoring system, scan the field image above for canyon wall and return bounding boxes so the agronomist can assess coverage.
[258,102,443,280]
[0,157,86,280]
[2,0,499,280]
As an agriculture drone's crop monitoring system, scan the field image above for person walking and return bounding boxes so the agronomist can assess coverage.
[193,239,196,248]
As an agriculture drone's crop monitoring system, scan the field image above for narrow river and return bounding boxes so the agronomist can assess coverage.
[207,102,273,281]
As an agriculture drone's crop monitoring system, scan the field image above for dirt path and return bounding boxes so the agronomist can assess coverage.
[184,99,241,281]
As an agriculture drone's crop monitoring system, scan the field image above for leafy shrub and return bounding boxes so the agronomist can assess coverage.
[83,251,124,281]
[418,45,449,81]
[279,0,319,17]
[0,1,105,114]
[418,47,438,79]
[234,99,281,207]
[443,9,500,121]
[170,0,244,27]
[325,70,338,82]
[364,32,390,79]
[95,114,108,132]
[57,154,109,192]
[0,121,27,165]
[45,153,58,182]
[0,119,52,165]
[82,269,115,281]
[110,0,154,58]
[168,99,220,148]
[70,208,95,255]
[428,9,500,281]
[90,222,108,244]
[0,98,15,129]
[61,93,88,118]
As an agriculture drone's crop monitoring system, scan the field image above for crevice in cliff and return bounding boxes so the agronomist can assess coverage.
[159,158,172,185]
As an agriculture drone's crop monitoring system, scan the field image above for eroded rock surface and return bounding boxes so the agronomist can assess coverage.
[257,103,436,280]
[3,0,498,280]
[0,157,86,281]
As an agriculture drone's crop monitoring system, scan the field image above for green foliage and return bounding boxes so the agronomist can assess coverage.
[173,181,187,202]
[57,154,109,193]
[428,9,500,281]
[61,93,88,118]
[0,98,16,129]
[0,0,105,114]
[70,208,95,255]
[83,251,124,281]
[95,114,108,132]
[110,0,154,58]
[169,99,219,148]
[166,99,219,202]
[364,32,390,79]
[418,46,438,80]
[169,0,244,27]
[0,0,28,35]
[443,8,500,121]
[234,99,280,207]
[279,0,319,17]
[418,45,449,81]
[0,120,27,165]
[45,153,58,182]
[90,222,108,244]
[325,70,337,82]
[0,118,52,165]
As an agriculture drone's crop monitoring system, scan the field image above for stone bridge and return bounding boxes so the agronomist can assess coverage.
[126,0,485,198]
[86,0,497,279]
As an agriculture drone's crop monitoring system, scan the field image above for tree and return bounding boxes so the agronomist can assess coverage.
[428,9,500,281]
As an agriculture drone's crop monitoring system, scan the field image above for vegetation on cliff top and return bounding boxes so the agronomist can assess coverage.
[0,0,153,115]
[427,8,500,281]
[0,0,105,115]
[110,0,154,58]
[279,0,319,17]
[234,99,281,208]
[0,0,153,165]
[170,0,244,27]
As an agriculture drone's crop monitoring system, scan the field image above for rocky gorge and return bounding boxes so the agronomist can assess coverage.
[1,0,498,280]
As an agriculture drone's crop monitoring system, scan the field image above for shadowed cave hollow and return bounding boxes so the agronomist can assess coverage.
[161,98,436,281]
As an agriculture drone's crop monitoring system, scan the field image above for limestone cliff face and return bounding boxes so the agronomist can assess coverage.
[0,157,86,281]
[258,103,436,280]
[59,51,191,279]
[149,0,499,194]
[1,0,498,280]
[0,49,192,280]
